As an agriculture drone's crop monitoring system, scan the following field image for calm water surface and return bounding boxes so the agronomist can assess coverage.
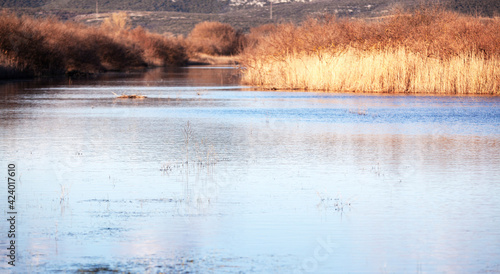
[1,67,499,273]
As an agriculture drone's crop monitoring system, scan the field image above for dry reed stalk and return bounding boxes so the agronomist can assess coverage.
[242,48,500,94]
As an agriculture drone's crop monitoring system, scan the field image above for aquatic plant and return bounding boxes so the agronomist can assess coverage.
[161,122,225,224]
[162,122,219,174]
[59,184,70,204]
[183,121,193,164]
[317,191,352,212]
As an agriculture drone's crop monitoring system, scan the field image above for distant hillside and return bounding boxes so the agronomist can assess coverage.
[2,0,310,13]
[68,0,405,35]
[0,0,230,13]
[2,0,498,15]
[450,0,500,17]
[0,0,52,8]
[1,0,498,35]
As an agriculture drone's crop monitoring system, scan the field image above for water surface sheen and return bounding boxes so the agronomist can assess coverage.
[1,67,499,273]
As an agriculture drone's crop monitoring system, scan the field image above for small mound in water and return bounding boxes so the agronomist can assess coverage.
[116,94,147,99]
[112,92,147,99]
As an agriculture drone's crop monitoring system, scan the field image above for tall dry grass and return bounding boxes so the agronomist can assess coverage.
[0,12,187,78]
[244,48,499,93]
[242,7,500,94]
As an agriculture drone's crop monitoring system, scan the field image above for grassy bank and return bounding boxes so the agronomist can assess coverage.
[241,8,500,94]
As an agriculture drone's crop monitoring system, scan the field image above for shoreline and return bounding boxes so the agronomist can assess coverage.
[0,55,240,81]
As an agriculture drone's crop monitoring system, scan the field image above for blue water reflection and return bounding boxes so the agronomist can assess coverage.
[0,67,499,273]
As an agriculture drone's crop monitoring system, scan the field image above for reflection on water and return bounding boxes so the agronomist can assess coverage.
[1,67,499,273]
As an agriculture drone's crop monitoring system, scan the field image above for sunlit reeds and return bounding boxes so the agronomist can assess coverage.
[242,7,500,94]
[244,48,499,94]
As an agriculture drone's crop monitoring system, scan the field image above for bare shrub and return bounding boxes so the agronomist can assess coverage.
[242,23,277,52]
[126,27,187,66]
[0,12,188,77]
[0,14,64,75]
[187,21,242,56]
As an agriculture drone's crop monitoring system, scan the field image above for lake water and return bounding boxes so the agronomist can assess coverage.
[1,67,499,273]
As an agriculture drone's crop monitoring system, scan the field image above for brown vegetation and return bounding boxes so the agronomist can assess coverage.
[0,12,187,79]
[186,21,243,56]
[241,24,277,51]
[242,7,500,94]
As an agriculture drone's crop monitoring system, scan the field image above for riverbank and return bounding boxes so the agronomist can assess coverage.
[0,12,241,80]
[0,12,187,79]
[241,8,500,94]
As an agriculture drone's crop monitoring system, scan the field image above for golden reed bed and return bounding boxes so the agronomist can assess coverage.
[243,48,499,94]
[241,8,500,94]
